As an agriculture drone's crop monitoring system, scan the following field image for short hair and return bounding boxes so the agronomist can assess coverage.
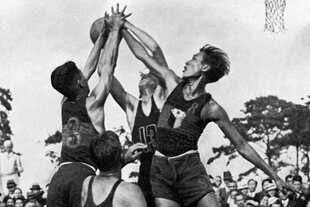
[51,61,81,98]
[285,174,293,182]
[235,192,244,199]
[248,179,258,186]
[13,187,22,194]
[90,131,122,172]
[292,175,302,183]
[200,44,230,83]
[262,178,273,186]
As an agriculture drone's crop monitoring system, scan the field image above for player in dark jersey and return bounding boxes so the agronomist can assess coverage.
[81,131,146,207]
[110,20,168,207]
[48,6,144,207]
[122,26,292,206]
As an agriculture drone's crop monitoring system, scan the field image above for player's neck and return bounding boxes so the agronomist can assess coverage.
[183,76,206,98]
[140,88,153,102]
[98,169,121,179]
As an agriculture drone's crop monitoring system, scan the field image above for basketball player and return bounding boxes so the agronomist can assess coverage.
[122,29,291,207]
[81,131,147,207]
[47,5,143,207]
[110,20,168,207]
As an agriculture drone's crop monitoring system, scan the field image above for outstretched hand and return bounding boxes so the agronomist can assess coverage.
[105,3,131,30]
[123,143,147,165]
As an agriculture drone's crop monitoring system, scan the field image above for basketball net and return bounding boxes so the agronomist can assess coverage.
[265,0,286,33]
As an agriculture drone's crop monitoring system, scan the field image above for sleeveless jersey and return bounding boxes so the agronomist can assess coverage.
[131,96,160,187]
[84,176,122,207]
[61,96,99,168]
[156,82,212,156]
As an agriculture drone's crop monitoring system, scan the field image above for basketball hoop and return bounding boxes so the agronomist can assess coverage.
[265,0,286,33]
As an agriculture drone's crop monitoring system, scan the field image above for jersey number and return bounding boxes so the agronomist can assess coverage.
[138,124,157,153]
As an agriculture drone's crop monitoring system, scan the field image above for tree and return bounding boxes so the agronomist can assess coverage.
[207,96,293,180]
[0,87,13,143]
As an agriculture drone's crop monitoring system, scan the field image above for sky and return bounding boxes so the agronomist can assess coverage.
[0,0,310,193]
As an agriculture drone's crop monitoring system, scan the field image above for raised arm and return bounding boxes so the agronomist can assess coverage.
[110,77,138,129]
[90,5,129,106]
[82,23,109,80]
[122,29,180,95]
[124,21,168,67]
[202,99,291,192]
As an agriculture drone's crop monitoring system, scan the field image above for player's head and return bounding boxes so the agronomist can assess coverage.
[139,71,159,94]
[90,131,122,172]
[51,61,89,99]
[183,44,230,83]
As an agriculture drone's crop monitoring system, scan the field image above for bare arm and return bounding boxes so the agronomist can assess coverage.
[124,21,168,67]
[122,29,180,95]
[82,29,108,80]
[111,77,138,112]
[90,8,127,106]
[202,99,290,191]
[118,183,147,207]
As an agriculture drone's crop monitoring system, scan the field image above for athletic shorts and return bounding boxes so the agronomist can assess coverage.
[150,152,214,207]
[138,155,155,207]
[47,162,96,207]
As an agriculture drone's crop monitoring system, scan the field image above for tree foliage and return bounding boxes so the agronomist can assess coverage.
[0,87,13,143]
[207,96,294,178]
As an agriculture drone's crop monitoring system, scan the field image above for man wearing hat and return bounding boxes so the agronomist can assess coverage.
[219,171,234,202]
[2,179,16,203]
[0,140,23,194]
[29,183,46,206]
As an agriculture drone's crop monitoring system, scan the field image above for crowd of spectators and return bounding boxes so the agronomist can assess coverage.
[0,180,46,207]
[212,171,310,207]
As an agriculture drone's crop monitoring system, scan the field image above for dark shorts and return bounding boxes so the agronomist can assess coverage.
[47,162,96,207]
[150,153,214,207]
[138,153,155,207]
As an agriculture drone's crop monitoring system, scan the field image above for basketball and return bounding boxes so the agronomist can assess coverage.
[90,17,109,44]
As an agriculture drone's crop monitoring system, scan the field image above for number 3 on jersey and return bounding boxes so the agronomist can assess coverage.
[138,124,157,153]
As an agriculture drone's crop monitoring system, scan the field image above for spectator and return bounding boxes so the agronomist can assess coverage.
[245,198,259,207]
[26,192,41,207]
[0,140,23,192]
[285,175,293,187]
[235,192,246,207]
[6,197,15,207]
[265,182,278,197]
[259,193,269,207]
[214,175,222,188]
[268,197,282,207]
[220,171,234,202]
[257,178,274,200]
[29,183,46,206]
[227,189,239,207]
[13,187,25,202]
[247,179,260,202]
[3,179,17,203]
[15,198,24,207]
[238,183,249,196]
[292,175,305,199]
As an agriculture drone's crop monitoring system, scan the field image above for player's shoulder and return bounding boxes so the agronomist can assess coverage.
[201,97,227,121]
[116,182,143,198]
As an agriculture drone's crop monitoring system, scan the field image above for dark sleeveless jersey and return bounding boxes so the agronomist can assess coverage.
[131,96,159,196]
[84,176,122,207]
[156,82,212,156]
[61,96,99,168]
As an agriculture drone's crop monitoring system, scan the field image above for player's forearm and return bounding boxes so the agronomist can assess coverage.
[122,29,150,61]
[124,21,159,53]
[237,142,279,180]
[83,33,106,80]
[97,28,121,77]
